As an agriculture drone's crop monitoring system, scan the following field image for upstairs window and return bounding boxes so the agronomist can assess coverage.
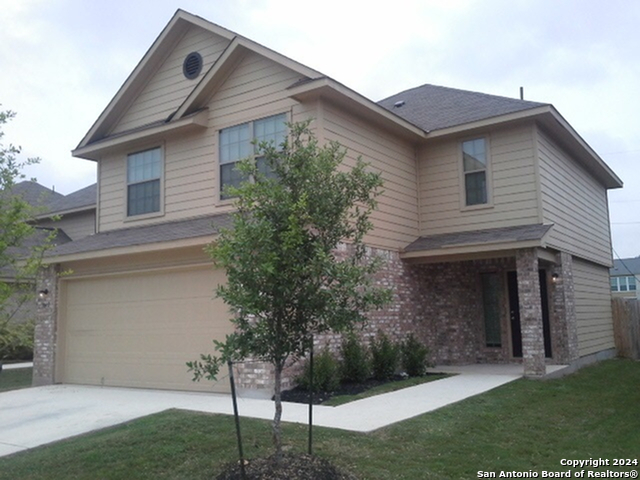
[219,113,287,199]
[611,275,637,292]
[127,147,162,216]
[462,138,488,206]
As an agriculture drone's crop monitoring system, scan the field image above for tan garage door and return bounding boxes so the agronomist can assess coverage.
[59,266,233,393]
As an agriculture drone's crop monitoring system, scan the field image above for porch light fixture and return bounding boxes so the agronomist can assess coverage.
[38,288,49,300]
[551,273,559,283]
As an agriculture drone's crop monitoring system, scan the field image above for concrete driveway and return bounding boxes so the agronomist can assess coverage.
[0,366,532,458]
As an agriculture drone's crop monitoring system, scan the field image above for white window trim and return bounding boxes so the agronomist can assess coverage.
[217,112,289,203]
[123,144,165,222]
[611,275,637,292]
[459,135,493,211]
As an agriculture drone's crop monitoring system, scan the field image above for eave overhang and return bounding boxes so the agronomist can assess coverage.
[424,105,623,190]
[35,205,96,220]
[44,235,216,264]
[401,224,554,264]
[288,77,427,143]
[72,109,209,161]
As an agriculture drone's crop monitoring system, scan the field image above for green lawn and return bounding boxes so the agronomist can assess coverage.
[0,360,638,479]
[0,367,32,392]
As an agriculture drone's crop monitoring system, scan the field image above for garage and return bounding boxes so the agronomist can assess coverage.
[57,265,233,393]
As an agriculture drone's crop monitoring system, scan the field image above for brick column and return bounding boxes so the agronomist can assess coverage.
[550,252,579,363]
[33,264,59,386]
[516,249,546,378]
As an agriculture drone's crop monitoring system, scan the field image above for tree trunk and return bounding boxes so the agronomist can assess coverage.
[272,362,284,465]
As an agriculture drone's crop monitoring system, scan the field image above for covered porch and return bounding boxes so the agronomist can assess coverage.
[400,224,580,378]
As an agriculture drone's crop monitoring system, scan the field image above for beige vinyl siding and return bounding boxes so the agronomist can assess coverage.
[572,257,615,356]
[321,102,419,250]
[111,26,231,135]
[38,210,96,241]
[537,127,612,266]
[419,123,540,236]
[98,51,305,232]
[207,51,302,129]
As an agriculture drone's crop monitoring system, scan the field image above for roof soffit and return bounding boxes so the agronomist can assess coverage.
[422,106,622,190]
[535,107,623,189]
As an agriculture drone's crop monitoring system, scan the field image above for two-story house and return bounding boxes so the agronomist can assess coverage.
[34,10,622,395]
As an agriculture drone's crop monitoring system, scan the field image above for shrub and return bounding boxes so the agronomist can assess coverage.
[369,332,399,381]
[295,348,340,392]
[401,334,432,377]
[0,320,35,361]
[340,333,370,383]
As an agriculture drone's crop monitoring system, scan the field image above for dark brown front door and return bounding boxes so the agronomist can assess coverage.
[507,270,552,358]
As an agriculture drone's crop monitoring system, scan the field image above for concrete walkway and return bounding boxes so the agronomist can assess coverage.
[0,366,529,458]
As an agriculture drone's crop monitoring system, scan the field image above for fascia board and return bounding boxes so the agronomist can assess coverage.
[76,13,191,149]
[44,234,217,264]
[72,109,209,160]
[288,78,426,142]
[175,36,322,119]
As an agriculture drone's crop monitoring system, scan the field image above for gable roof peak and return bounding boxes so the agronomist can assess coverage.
[75,9,321,153]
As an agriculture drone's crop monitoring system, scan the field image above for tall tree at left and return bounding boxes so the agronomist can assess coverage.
[0,108,52,361]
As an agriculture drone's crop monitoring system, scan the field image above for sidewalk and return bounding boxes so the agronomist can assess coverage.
[0,368,523,457]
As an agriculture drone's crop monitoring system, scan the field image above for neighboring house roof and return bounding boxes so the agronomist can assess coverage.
[404,224,554,253]
[46,214,231,259]
[44,183,97,216]
[378,84,548,132]
[1,182,75,275]
[1,228,72,280]
[5,181,64,210]
[610,257,640,276]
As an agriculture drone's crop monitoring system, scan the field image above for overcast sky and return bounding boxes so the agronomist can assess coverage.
[1,0,638,258]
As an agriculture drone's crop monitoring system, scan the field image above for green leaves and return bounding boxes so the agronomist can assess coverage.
[194,119,390,376]
[0,108,49,330]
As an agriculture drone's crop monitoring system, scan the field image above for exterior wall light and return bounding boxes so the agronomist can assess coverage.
[551,273,559,283]
[38,289,49,300]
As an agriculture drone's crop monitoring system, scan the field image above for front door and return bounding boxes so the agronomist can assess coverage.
[507,270,552,358]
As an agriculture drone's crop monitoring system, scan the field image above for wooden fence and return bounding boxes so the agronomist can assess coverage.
[612,297,640,360]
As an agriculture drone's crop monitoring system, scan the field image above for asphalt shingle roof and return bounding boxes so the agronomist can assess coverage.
[611,257,640,276]
[47,214,232,257]
[378,84,547,132]
[47,183,97,214]
[4,181,64,209]
[404,224,553,253]
[1,228,72,278]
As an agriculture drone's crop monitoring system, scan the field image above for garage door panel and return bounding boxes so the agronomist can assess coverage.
[61,267,233,393]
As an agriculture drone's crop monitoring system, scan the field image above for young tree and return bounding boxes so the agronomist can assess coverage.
[189,120,390,461]
[0,109,50,357]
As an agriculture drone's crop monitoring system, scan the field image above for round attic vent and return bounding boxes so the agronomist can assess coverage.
[183,52,203,80]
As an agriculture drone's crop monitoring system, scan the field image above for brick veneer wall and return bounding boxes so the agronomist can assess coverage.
[515,249,546,377]
[34,246,576,393]
[235,245,562,392]
[33,264,59,386]
[550,252,579,364]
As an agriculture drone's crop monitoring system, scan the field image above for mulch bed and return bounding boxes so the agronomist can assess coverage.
[280,374,412,405]
[215,453,358,480]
